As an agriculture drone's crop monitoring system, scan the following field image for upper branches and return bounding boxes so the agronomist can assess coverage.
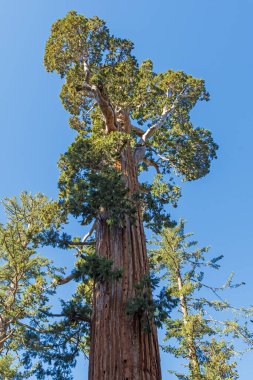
[45,12,216,143]
[45,11,218,230]
[44,11,136,133]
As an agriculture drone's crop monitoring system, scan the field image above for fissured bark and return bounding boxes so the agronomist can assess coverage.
[88,144,162,379]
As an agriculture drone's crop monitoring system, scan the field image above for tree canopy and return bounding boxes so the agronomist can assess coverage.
[44,11,218,233]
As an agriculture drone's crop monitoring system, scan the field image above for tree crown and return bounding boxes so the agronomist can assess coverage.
[44,11,218,230]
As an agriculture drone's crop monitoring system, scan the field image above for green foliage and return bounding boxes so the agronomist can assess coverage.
[0,193,66,378]
[74,253,123,283]
[126,273,177,332]
[141,174,181,233]
[44,11,218,233]
[150,220,252,379]
[20,291,91,380]
[202,339,238,380]
[0,355,24,380]
[22,10,222,379]
[58,132,137,226]
[0,191,127,379]
[18,250,123,379]
[44,10,136,119]
[151,123,217,181]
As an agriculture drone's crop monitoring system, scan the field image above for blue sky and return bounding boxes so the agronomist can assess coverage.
[0,0,253,378]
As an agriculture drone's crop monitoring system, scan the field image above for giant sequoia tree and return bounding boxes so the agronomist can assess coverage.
[44,11,217,379]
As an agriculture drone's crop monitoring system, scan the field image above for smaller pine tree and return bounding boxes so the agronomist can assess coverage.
[149,220,253,379]
[0,192,64,378]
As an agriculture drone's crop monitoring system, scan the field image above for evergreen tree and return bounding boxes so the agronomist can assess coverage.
[0,193,65,378]
[150,220,252,379]
[43,10,218,379]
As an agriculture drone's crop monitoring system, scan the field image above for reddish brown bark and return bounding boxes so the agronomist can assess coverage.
[88,143,162,379]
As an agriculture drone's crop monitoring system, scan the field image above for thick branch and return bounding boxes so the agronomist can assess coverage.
[142,105,175,142]
[56,273,76,285]
[69,222,96,247]
[141,87,187,143]
[131,124,145,137]
[143,158,160,173]
[78,62,117,133]
[82,221,96,243]
[95,86,118,132]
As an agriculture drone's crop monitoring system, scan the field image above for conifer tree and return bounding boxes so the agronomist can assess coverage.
[43,11,218,379]
[150,220,252,379]
[0,193,66,378]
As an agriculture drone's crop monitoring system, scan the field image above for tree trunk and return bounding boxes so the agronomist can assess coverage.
[0,319,7,352]
[177,274,202,379]
[88,143,162,379]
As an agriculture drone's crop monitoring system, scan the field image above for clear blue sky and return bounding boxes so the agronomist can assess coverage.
[0,0,253,378]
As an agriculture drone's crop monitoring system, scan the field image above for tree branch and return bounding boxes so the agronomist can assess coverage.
[56,273,76,286]
[39,309,65,318]
[149,146,170,164]
[143,158,161,174]
[142,104,175,142]
[141,86,188,143]
[83,61,90,83]
[94,85,118,132]
[68,222,96,248]
[77,61,118,133]
[131,124,145,137]
[82,221,96,243]
[68,241,96,246]
[39,309,91,324]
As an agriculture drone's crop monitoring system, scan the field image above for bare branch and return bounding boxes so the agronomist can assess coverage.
[149,146,170,164]
[83,103,96,118]
[139,185,150,194]
[82,221,96,243]
[83,61,90,83]
[141,86,188,143]
[94,85,118,132]
[142,104,175,142]
[0,330,14,346]
[68,221,96,250]
[16,321,53,335]
[157,153,170,162]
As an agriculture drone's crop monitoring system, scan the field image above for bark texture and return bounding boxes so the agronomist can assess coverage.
[88,143,162,379]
